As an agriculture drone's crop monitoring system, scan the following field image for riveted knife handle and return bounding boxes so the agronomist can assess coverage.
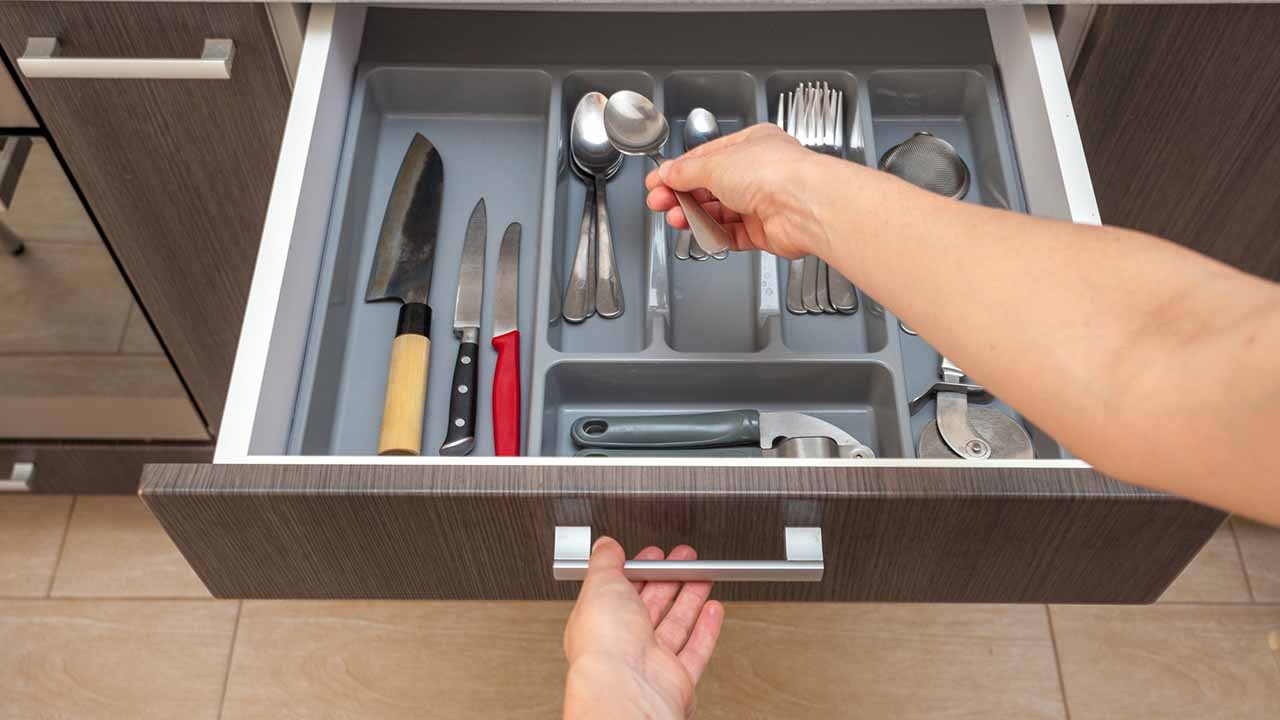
[492,330,521,456]
[440,340,479,456]
[571,410,761,449]
[378,303,431,456]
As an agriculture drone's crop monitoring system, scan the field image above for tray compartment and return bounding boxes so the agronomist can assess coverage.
[538,359,906,458]
[290,66,552,456]
[546,71,657,354]
[868,68,1023,211]
[663,70,772,353]
[763,71,890,356]
[898,327,1070,460]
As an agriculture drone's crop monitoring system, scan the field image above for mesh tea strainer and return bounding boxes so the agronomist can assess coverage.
[878,132,971,200]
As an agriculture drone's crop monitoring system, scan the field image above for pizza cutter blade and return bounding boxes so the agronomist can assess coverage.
[918,406,1033,459]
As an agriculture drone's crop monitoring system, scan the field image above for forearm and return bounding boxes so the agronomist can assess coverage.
[811,160,1280,523]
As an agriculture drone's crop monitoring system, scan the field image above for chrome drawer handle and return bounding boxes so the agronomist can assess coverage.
[18,38,234,80]
[0,462,35,492]
[553,526,823,582]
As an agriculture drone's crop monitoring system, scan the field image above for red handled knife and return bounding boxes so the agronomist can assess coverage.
[491,222,522,455]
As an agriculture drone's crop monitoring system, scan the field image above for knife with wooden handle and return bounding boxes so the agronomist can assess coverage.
[492,222,522,456]
[365,133,444,456]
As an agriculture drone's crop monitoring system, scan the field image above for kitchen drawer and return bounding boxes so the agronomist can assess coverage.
[141,5,1223,602]
[2,442,210,493]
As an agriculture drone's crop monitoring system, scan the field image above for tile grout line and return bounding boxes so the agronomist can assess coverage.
[1228,519,1258,603]
[44,496,77,598]
[216,600,244,720]
[1044,605,1073,720]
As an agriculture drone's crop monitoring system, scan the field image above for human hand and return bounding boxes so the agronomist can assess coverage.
[562,537,725,720]
[645,123,854,259]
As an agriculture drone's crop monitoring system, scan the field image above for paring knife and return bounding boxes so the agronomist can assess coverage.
[440,198,487,456]
[491,222,522,456]
[366,133,444,456]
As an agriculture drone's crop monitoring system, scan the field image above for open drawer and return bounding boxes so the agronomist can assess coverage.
[141,5,1223,602]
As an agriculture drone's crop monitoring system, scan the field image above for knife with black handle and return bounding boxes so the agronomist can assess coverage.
[440,198,486,456]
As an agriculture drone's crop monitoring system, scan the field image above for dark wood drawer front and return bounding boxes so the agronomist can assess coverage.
[142,464,1222,602]
[0,2,291,429]
[2,442,211,493]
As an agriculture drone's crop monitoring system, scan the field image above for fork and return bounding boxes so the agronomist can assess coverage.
[778,82,858,315]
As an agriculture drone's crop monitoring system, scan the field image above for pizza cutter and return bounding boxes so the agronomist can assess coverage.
[914,357,1033,460]
[571,410,875,459]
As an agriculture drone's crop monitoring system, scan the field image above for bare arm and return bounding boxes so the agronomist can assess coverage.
[648,124,1280,525]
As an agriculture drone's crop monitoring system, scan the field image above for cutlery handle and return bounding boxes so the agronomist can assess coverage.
[439,336,479,456]
[594,176,624,318]
[562,183,596,323]
[378,303,431,456]
[571,410,761,449]
[491,330,521,456]
[652,152,733,256]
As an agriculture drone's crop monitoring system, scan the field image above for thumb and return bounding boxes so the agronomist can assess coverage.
[584,535,626,583]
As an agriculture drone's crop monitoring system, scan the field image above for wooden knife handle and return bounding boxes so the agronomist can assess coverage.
[492,329,521,456]
[378,303,431,456]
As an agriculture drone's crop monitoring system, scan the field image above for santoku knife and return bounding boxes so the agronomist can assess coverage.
[492,222,522,456]
[365,133,444,456]
[440,198,487,456]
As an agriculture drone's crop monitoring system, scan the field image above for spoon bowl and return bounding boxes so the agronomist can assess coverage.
[604,90,670,157]
[683,107,722,151]
[571,92,622,174]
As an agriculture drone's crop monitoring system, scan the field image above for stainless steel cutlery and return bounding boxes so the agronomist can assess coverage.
[563,92,624,323]
[777,82,858,316]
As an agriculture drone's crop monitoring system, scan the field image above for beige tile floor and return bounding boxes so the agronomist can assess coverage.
[0,496,1277,719]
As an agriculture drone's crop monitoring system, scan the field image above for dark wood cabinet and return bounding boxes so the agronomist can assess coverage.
[0,2,291,431]
[3,442,210,493]
[1071,4,1280,282]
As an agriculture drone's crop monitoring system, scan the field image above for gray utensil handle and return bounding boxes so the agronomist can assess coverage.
[553,526,823,582]
[575,447,760,458]
[571,410,761,449]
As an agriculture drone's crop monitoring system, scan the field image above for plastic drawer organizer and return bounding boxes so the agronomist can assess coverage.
[285,62,1068,461]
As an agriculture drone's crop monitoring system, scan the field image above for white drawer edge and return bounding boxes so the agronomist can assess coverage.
[213,454,1092,470]
[217,4,367,462]
[987,5,1100,226]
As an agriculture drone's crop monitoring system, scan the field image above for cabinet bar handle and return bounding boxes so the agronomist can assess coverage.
[553,526,823,582]
[18,38,234,80]
[0,462,35,492]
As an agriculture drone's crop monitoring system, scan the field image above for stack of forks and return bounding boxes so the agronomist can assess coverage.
[777,82,859,315]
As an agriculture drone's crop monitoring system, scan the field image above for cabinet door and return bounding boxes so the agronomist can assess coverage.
[1071,4,1280,281]
[0,2,291,430]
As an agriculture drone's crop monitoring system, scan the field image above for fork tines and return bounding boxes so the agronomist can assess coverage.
[777,82,845,156]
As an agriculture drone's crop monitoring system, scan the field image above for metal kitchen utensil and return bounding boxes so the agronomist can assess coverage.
[815,259,836,313]
[786,258,807,314]
[604,90,733,256]
[573,92,624,319]
[778,83,857,315]
[492,222,522,456]
[574,436,842,459]
[915,357,1033,460]
[571,409,875,459]
[801,255,822,313]
[829,264,858,313]
[879,132,971,200]
[563,93,625,323]
[365,133,444,456]
[440,198,487,456]
[677,108,727,261]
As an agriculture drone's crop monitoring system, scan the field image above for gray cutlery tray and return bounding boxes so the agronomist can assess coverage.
[286,60,1070,460]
